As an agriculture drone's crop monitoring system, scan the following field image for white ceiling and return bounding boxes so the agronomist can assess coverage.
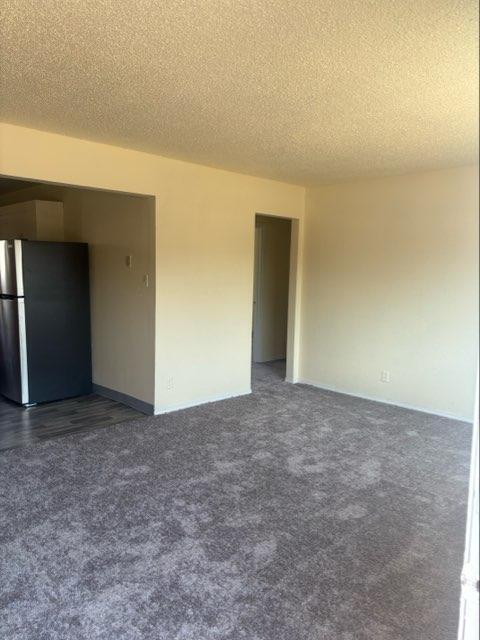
[1,1,478,185]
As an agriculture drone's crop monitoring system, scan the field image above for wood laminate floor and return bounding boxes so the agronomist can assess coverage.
[0,394,144,451]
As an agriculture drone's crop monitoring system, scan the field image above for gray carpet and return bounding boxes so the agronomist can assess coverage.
[0,361,472,640]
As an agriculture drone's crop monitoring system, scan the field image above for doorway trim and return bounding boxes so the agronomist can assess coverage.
[252,212,303,383]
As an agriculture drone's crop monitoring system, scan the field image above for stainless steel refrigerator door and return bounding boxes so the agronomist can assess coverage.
[0,240,24,296]
[0,297,29,404]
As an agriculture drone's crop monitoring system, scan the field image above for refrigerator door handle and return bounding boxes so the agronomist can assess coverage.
[14,240,25,297]
[0,239,24,297]
[0,296,29,405]
[18,298,29,405]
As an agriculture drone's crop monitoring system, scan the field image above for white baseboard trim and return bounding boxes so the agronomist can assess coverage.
[154,387,252,415]
[297,378,472,423]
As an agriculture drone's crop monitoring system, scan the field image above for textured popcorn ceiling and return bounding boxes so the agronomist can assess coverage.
[1,1,478,185]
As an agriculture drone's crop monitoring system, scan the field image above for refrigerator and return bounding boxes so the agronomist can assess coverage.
[0,239,92,405]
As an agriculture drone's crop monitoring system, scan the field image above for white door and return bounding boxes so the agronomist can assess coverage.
[457,371,479,640]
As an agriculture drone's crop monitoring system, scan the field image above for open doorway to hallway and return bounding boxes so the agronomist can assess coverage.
[252,214,292,386]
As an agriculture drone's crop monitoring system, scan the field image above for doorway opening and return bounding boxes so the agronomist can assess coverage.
[252,214,293,386]
[0,176,156,449]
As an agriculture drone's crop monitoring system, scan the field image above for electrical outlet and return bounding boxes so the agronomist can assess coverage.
[380,370,390,383]
[125,255,132,268]
[143,274,149,288]
[166,377,174,390]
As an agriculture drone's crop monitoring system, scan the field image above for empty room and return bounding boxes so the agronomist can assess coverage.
[0,2,478,640]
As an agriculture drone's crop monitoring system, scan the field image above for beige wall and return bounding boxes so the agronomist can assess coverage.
[253,215,291,363]
[0,184,155,406]
[302,166,479,421]
[3,124,475,420]
[65,189,155,405]
[152,162,303,412]
[0,123,305,413]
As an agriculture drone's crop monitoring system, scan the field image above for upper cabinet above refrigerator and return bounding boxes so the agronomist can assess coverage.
[0,200,64,243]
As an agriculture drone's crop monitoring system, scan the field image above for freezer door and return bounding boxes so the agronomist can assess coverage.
[0,240,24,296]
[0,297,29,404]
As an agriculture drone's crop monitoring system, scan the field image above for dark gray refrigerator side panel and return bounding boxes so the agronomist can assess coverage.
[22,241,92,403]
[0,297,28,404]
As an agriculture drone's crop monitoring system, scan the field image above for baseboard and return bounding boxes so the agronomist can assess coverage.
[297,378,472,423]
[93,377,470,423]
[155,387,252,415]
[93,384,154,415]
